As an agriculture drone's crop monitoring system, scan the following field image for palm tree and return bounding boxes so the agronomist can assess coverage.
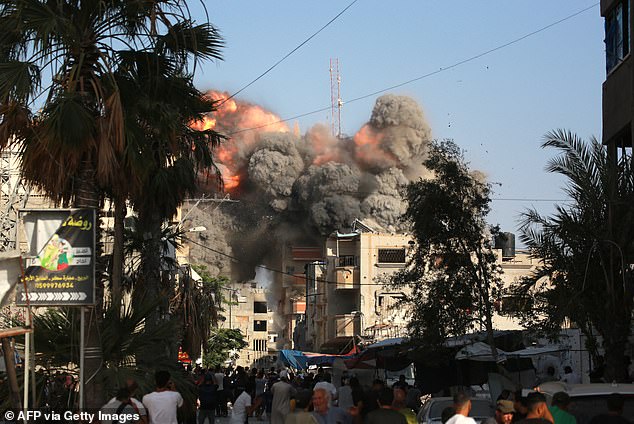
[515,130,634,382]
[0,0,223,405]
[111,50,223,357]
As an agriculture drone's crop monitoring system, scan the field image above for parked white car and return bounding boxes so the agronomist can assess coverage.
[537,381,634,424]
[416,397,494,424]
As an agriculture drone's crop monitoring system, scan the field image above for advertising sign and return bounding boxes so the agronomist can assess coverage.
[16,209,96,306]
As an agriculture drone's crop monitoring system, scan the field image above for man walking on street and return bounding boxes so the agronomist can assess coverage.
[515,392,555,424]
[365,388,407,424]
[214,366,227,417]
[142,370,184,424]
[198,373,218,424]
[548,392,576,424]
[311,388,351,424]
[271,370,297,424]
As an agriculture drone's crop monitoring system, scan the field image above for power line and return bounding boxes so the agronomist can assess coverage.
[226,2,599,136]
[491,198,572,202]
[220,0,360,105]
[184,236,394,286]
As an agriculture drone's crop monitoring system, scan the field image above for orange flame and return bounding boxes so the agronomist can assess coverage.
[191,90,290,191]
[306,124,344,166]
[353,124,397,169]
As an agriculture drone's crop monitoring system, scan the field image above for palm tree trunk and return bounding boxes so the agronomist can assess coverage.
[136,208,172,366]
[74,162,104,409]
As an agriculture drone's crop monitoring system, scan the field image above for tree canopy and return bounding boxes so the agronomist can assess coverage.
[203,328,248,368]
[392,139,502,357]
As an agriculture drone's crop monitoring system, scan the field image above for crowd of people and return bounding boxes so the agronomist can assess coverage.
[96,366,633,424]
[440,389,631,424]
[185,365,422,424]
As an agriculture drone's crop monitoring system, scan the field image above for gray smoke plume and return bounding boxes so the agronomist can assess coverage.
[191,92,434,264]
[185,93,433,348]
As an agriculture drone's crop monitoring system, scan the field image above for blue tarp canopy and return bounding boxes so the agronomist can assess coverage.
[279,350,309,369]
[279,349,358,369]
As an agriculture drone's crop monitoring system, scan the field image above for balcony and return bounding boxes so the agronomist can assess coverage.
[335,266,359,289]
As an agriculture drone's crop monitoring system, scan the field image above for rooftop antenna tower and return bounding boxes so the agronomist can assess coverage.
[330,58,342,138]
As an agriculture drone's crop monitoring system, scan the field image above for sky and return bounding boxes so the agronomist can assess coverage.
[188,0,605,239]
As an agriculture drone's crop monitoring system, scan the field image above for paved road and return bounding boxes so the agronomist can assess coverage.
[202,414,269,423]
[198,409,270,424]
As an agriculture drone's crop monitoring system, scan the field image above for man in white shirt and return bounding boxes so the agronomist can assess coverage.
[270,372,296,424]
[142,370,183,424]
[445,391,477,424]
[105,379,147,424]
[214,366,227,417]
[231,388,261,424]
[100,388,140,424]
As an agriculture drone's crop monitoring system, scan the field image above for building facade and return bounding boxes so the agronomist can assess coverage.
[601,0,634,153]
[308,223,413,352]
[218,283,278,369]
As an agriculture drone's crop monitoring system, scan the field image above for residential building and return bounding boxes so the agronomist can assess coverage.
[218,283,278,369]
[492,245,539,331]
[601,0,633,155]
[278,244,323,351]
[311,221,413,352]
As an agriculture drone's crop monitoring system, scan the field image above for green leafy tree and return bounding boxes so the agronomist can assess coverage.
[512,130,634,382]
[392,139,502,358]
[203,328,248,367]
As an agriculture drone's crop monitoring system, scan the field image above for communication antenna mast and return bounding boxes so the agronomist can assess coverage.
[329,58,342,138]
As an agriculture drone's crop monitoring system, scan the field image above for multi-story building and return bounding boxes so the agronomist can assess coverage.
[277,244,323,351]
[309,221,413,352]
[305,227,538,352]
[601,0,633,154]
[491,233,539,331]
[217,283,278,369]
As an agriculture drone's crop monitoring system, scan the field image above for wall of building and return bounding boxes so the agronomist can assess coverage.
[492,248,538,331]
[316,231,412,350]
[601,0,634,147]
[218,284,277,369]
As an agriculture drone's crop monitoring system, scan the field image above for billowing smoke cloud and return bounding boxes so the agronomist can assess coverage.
[186,92,433,348]
[195,92,432,236]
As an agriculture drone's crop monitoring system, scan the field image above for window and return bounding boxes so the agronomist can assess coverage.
[500,296,532,316]
[606,0,630,73]
[253,339,267,352]
[338,255,358,267]
[253,320,267,332]
[253,301,267,313]
[377,293,405,313]
[377,248,406,264]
